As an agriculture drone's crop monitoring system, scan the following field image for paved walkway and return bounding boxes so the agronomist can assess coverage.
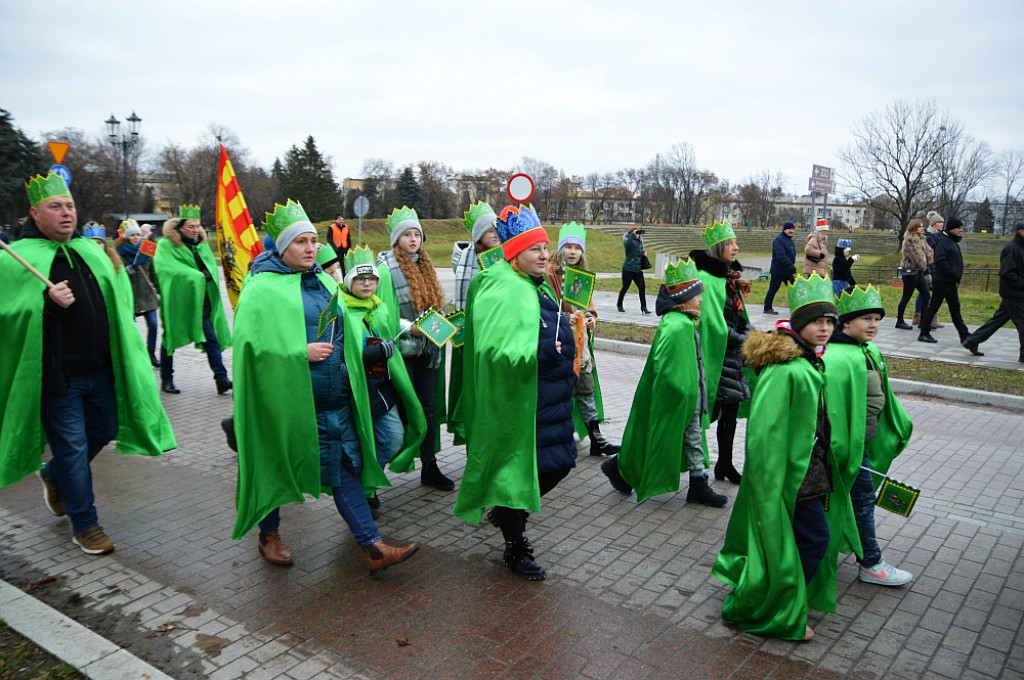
[2,268,1022,680]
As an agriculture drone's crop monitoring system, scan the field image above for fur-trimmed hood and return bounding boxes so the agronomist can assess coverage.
[688,248,742,279]
[741,329,803,371]
[162,218,206,247]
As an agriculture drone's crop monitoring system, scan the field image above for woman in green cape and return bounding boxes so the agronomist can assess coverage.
[232,200,417,575]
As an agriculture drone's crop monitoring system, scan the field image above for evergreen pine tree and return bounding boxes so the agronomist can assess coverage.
[273,136,340,222]
[974,198,995,233]
[395,166,421,212]
[0,109,44,222]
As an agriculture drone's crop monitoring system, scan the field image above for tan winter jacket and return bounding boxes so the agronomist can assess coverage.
[802,231,828,276]
[900,233,933,274]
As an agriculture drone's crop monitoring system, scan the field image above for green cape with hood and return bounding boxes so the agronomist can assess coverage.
[153,222,232,354]
[0,237,175,487]
[616,310,699,501]
[231,266,388,539]
[453,260,555,524]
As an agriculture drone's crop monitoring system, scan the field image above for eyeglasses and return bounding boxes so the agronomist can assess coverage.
[353,276,377,283]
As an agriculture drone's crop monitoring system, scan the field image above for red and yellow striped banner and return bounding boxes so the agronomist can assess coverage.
[215,145,263,308]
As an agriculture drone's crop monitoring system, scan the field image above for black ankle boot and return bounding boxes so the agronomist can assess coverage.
[601,456,632,494]
[503,537,546,581]
[421,458,455,491]
[149,351,161,367]
[162,380,180,394]
[587,420,620,456]
[713,462,742,485]
[686,474,727,507]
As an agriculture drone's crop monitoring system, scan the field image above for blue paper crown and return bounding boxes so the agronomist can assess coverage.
[83,224,106,238]
[495,204,542,243]
[838,239,852,248]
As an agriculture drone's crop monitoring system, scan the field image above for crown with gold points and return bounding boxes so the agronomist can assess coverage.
[264,199,311,243]
[386,206,420,235]
[664,257,705,303]
[788,272,834,312]
[25,172,72,206]
[462,201,496,234]
[557,221,587,251]
[837,284,885,321]
[702,220,736,248]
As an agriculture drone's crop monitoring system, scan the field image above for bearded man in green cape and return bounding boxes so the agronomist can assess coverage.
[0,172,175,555]
[153,205,232,395]
[231,200,417,575]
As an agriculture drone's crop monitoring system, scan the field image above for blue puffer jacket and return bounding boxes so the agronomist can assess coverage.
[533,277,578,474]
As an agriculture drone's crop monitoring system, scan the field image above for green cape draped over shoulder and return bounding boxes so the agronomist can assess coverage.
[153,235,231,354]
[616,311,699,502]
[231,269,387,539]
[0,237,175,487]
[453,261,553,524]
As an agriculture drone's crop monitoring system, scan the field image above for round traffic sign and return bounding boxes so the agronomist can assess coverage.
[507,173,534,203]
[50,164,72,186]
[353,195,369,217]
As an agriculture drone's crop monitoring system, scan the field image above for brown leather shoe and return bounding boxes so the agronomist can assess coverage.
[258,531,293,566]
[361,540,419,575]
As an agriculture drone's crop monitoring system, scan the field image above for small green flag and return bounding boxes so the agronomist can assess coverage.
[447,310,466,348]
[478,245,505,271]
[562,265,596,310]
[317,290,339,339]
[413,307,458,347]
[875,478,920,517]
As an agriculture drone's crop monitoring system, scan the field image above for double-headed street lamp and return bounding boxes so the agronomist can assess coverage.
[105,111,142,219]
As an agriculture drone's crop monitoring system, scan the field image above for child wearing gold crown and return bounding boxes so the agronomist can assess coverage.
[823,285,914,588]
[376,206,455,491]
[599,257,726,507]
[713,273,838,641]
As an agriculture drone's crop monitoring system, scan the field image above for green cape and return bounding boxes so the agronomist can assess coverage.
[153,236,232,354]
[616,311,699,502]
[340,292,427,472]
[231,270,387,539]
[711,333,827,640]
[453,261,555,524]
[0,238,175,487]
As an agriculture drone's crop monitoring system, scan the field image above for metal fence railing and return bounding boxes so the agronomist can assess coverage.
[851,266,1002,292]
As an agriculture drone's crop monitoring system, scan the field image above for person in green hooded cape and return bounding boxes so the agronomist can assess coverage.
[0,172,175,555]
[453,205,578,581]
[820,285,914,592]
[599,257,726,507]
[153,205,232,395]
[231,200,418,575]
[712,273,839,641]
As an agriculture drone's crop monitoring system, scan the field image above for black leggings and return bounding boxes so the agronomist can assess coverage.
[896,273,929,322]
[617,269,647,311]
[492,468,571,542]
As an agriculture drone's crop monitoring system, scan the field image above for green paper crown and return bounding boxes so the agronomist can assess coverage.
[25,172,71,206]
[665,257,700,287]
[788,272,834,312]
[344,244,376,272]
[702,220,736,248]
[179,204,201,221]
[386,206,420,235]
[264,199,311,242]
[557,221,587,248]
[837,284,884,318]
[462,201,495,232]
[315,244,338,267]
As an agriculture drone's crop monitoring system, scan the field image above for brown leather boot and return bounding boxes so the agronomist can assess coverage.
[258,531,293,566]
[361,540,419,575]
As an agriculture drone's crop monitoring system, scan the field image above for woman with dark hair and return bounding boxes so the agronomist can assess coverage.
[616,227,650,314]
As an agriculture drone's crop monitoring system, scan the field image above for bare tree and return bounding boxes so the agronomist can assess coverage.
[994,150,1024,234]
[736,170,785,228]
[617,167,651,225]
[582,172,617,222]
[41,127,125,224]
[417,160,456,218]
[838,99,956,244]
[651,143,723,225]
[933,126,994,227]
[359,158,395,218]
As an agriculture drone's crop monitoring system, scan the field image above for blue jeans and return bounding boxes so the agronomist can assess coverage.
[161,316,228,384]
[40,371,118,532]
[851,451,882,568]
[258,465,381,546]
[373,406,405,469]
[793,497,830,585]
[140,309,159,353]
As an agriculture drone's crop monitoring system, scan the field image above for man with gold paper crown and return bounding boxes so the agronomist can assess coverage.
[231,200,417,574]
[0,172,176,555]
[153,204,232,395]
[453,205,577,581]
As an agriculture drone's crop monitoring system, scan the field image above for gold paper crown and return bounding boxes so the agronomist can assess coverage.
[837,284,885,319]
[179,204,201,221]
[702,220,736,248]
[788,272,834,312]
[25,172,72,206]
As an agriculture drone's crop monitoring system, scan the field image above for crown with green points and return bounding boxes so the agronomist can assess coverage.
[264,200,311,243]
[836,284,885,321]
[557,221,587,251]
[788,272,834,312]
[702,220,736,248]
[386,206,420,236]
[315,244,338,267]
[179,204,201,221]
[25,172,72,206]
[344,244,376,273]
[462,201,496,233]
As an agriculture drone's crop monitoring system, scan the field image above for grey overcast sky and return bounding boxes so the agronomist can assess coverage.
[2,0,1022,196]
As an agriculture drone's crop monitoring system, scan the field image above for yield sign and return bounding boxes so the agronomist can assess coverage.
[47,141,70,165]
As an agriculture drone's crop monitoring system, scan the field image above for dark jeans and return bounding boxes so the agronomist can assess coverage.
[617,269,647,311]
[160,316,229,384]
[920,280,970,341]
[851,452,882,568]
[492,468,571,542]
[258,464,381,546]
[897,273,930,322]
[792,497,830,585]
[964,298,1024,353]
[402,353,438,462]
[40,371,118,532]
[139,309,159,353]
[763,274,793,310]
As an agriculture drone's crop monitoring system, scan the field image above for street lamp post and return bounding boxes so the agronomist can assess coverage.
[105,112,142,220]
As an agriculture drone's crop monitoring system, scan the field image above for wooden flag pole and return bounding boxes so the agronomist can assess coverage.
[0,239,55,289]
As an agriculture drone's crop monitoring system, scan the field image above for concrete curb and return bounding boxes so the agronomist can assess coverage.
[594,338,1024,411]
[0,578,174,680]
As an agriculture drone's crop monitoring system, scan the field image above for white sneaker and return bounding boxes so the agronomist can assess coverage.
[858,559,912,586]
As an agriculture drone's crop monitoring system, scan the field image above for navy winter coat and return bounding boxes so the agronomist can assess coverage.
[534,278,578,474]
[769,231,796,277]
[932,230,964,285]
